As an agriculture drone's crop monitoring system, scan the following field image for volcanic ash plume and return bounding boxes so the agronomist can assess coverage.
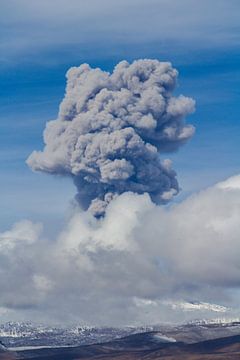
[27,59,195,216]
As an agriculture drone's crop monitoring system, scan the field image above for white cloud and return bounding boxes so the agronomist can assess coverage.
[0,220,42,252]
[0,174,240,324]
[217,174,240,190]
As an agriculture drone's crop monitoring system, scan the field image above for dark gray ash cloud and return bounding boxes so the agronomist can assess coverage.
[27,59,195,216]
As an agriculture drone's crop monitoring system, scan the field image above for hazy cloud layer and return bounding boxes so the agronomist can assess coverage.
[0,175,240,324]
[1,0,240,65]
[27,59,195,216]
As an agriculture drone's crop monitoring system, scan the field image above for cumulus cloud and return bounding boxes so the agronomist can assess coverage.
[27,59,195,216]
[0,220,42,252]
[1,175,240,324]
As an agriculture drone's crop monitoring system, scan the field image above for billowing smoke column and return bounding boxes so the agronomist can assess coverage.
[27,59,195,216]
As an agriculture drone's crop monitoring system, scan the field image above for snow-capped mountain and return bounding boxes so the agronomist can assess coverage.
[0,322,152,348]
[1,320,240,349]
[170,301,229,313]
[188,318,240,326]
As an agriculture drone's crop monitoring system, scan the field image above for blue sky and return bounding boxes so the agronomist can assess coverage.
[1,0,240,229]
[1,0,240,326]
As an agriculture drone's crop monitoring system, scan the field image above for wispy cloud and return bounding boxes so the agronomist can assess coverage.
[168,301,229,313]
[1,0,240,66]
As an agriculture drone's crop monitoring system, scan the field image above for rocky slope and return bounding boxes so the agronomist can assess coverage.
[12,332,240,360]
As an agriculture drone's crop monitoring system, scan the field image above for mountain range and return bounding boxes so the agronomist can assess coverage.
[1,320,240,359]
